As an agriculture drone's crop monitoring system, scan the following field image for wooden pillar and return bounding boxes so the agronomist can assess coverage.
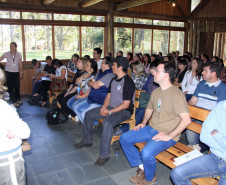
[184,22,189,53]
[192,21,197,57]
[221,33,225,59]
[196,20,200,56]
[217,33,222,57]
[106,2,114,54]
[188,21,193,54]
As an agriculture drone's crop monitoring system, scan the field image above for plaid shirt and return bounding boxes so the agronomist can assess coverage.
[132,72,148,90]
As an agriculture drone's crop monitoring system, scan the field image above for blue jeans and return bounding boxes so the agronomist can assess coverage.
[171,152,226,185]
[32,79,42,95]
[185,94,193,102]
[120,126,176,181]
[73,100,101,123]
[67,96,87,110]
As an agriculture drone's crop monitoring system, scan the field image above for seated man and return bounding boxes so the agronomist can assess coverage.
[120,62,191,185]
[171,100,226,185]
[74,57,135,166]
[187,62,226,147]
[73,57,115,123]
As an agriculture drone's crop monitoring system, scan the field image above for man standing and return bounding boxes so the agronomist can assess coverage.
[93,47,103,70]
[74,57,135,166]
[171,100,226,185]
[120,62,191,185]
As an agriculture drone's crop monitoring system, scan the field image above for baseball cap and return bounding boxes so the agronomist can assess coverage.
[113,56,129,70]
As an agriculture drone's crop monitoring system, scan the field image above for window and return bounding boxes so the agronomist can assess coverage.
[54,14,80,21]
[114,17,133,23]
[191,0,201,11]
[22,12,52,20]
[82,27,104,57]
[24,25,52,61]
[153,30,169,55]
[82,15,104,22]
[170,31,184,54]
[0,10,20,19]
[153,20,169,26]
[0,25,23,62]
[134,29,152,54]
[134,18,152,25]
[54,26,79,59]
[114,28,132,55]
[170,21,184,27]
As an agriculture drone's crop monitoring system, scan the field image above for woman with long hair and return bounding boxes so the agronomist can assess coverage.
[181,57,203,101]
[143,53,151,75]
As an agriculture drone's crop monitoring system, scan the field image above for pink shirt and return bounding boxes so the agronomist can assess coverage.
[3,51,22,72]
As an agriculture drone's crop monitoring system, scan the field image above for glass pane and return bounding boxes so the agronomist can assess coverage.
[114,27,132,56]
[153,20,169,26]
[134,18,152,25]
[114,17,133,23]
[24,25,52,61]
[0,10,20,19]
[22,12,52,20]
[54,14,80,21]
[82,27,104,57]
[0,25,23,62]
[170,31,184,54]
[153,30,169,55]
[134,29,152,54]
[191,0,201,11]
[82,15,104,22]
[54,26,79,59]
[170,21,184,27]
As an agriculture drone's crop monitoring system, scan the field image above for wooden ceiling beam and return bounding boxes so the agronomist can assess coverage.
[79,0,105,8]
[174,0,187,19]
[189,0,210,18]
[43,0,55,5]
[116,0,162,11]
[0,0,7,2]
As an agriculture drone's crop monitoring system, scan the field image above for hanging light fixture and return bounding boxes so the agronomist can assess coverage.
[168,0,176,7]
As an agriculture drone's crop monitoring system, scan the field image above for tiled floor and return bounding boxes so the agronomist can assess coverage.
[18,97,176,185]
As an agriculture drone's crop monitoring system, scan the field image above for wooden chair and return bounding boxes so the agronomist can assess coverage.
[135,105,219,185]
[98,89,143,145]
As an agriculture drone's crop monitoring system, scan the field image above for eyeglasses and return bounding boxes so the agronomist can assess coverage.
[155,69,166,73]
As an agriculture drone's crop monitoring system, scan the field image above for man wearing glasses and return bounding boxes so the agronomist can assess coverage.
[120,62,191,185]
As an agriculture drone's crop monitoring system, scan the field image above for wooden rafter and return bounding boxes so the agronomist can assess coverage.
[79,0,105,8]
[174,0,187,19]
[116,0,162,11]
[189,0,210,18]
[43,0,55,5]
[0,0,7,2]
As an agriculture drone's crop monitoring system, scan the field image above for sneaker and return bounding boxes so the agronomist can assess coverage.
[13,102,21,107]
[94,157,109,166]
[68,114,72,119]
[129,168,145,184]
[73,141,92,148]
[113,129,124,136]
[17,100,23,105]
[75,116,79,122]
[188,144,201,151]
[136,175,157,185]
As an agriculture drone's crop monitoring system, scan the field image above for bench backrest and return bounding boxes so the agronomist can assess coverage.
[187,105,210,134]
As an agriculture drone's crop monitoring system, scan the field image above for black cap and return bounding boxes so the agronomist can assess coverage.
[114,56,129,70]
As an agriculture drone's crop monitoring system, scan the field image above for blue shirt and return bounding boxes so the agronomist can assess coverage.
[193,80,226,110]
[200,100,226,160]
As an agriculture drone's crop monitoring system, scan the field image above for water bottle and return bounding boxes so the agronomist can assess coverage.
[77,85,81,95]
[74,69,77,73]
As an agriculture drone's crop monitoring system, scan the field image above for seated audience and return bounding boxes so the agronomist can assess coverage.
[67,54,79,72]
[151,54,157,62]
[174,59,187,86]
[84,55,90,60]
[143,54,151,75]
[116,50,123,57]
[31,59,46,96]
[57,58,87,117]
[201,53,210,65]
[127,52,133,65]
[67,59,98,116]
[106,52,112,57]
[93,47,102,70]
[181,58,203,101]
[73,57,115,123]
[187,62,226,150]
[74,57,135,166]
[171,100,226,185]
[0,68,30,185]
[120,62,190,185]
[133,53,142,63]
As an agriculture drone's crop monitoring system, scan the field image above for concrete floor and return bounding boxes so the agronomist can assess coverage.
[18,96,177,185]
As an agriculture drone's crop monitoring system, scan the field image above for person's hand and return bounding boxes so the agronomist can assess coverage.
[7,131,15,139]
[133,123,145,131]
[76,95,82,99]
[152,132,171,141]
[184,91,188,95]
[20,73,23,80]
[100,107,108,117]
[83,73,90,79]
[211,130,218,136]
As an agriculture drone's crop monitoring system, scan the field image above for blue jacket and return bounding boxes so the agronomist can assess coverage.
[87,69,113,105]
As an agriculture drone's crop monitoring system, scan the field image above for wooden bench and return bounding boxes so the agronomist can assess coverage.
[98,89,143,145]
[135,105,219,185]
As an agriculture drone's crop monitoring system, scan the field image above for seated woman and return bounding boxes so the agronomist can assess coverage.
[57,58,88,117]
[67,53,79,72]
[67,59,98,118]
[181,57,203,101]
[174,59,188,86]
[131,61,148,90]
[143,53,151,75]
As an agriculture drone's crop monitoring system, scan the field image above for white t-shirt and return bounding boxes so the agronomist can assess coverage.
[2,51,22,72]
[36,62,47,74]
[0,99,30,153]
[96,59,103,70]
[55,65,67,79]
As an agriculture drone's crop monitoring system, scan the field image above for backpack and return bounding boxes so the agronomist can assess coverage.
[46,107,68,125]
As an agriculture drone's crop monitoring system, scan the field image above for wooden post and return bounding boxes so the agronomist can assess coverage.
[217,33,222,57]
[184,22,189,53]
[188,21,193,54]
[106,2,114,55]
[196,20,200,56]
[213,33,217,56]
[79,26,82,57]
[221,33,225,59]
[21,25,26,62]
[52,25,55,58]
